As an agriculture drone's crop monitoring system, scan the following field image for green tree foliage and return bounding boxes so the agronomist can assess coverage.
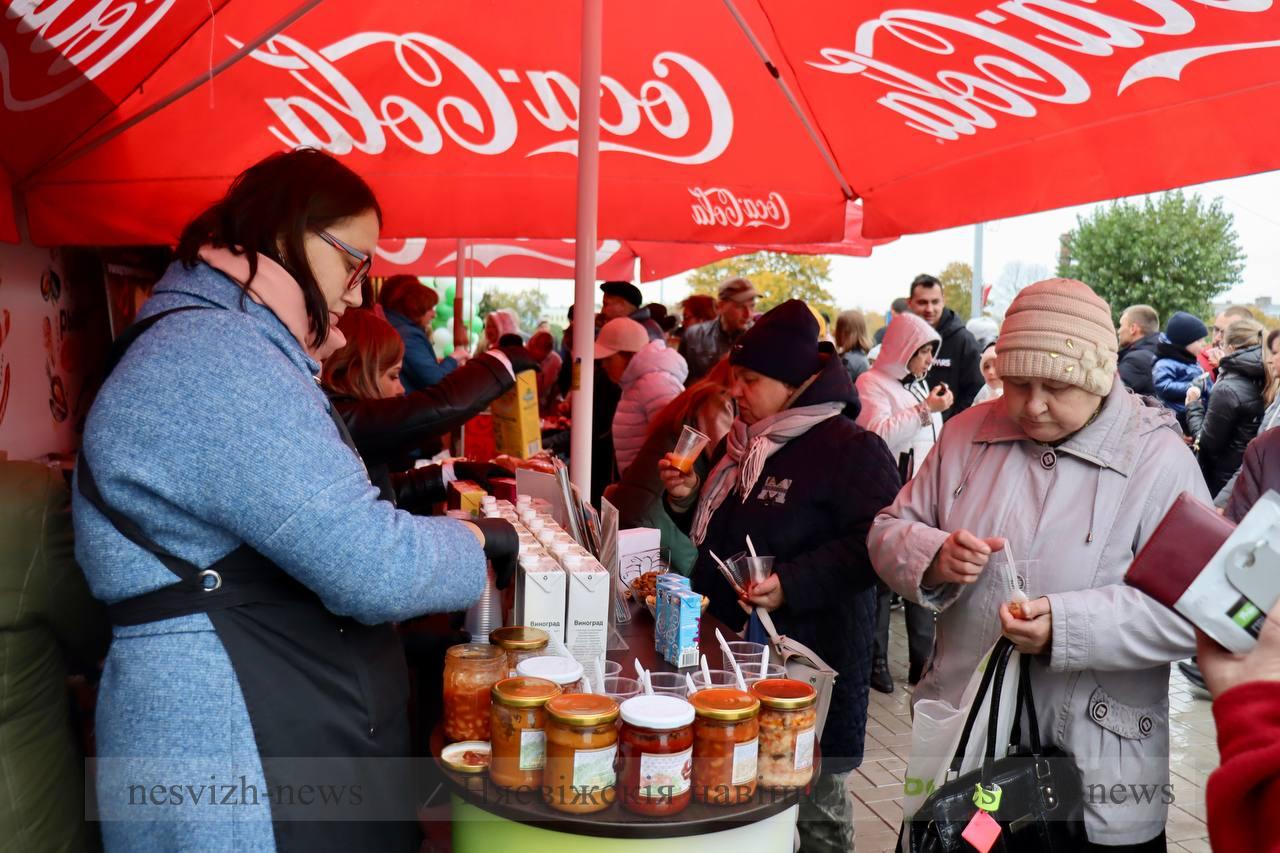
[686,253,835,318]
[476,288,550,333]
[938,261,974,322]
[1056,191,1244,323]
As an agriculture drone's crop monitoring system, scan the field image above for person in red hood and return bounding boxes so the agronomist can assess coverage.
[1197,611,1280,853]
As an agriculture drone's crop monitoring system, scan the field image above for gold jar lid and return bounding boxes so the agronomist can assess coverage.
[446,643,504,662]
[691,688,760,722]
[546,693,620,727]
[492,677,561,708]
[489,626,550,651]
[751,678,817,710]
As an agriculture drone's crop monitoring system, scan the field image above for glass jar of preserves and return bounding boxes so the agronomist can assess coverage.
[516,655,585,693]
[617,694,695,816]
[443,644,506,742]
[690,688,760,805]
[543,693,620,814]
[489,626,550,677]
[751,678,818,789]
[489,677,561,790]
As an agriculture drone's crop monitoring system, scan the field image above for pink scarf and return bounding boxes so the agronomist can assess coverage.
[199,246,346,363]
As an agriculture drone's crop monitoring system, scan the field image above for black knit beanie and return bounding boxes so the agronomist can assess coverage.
[729,299,821,386]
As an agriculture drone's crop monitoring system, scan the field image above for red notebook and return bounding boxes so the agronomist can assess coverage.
[1125,491,1236,609]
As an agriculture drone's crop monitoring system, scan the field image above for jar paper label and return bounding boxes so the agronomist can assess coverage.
[519,729,546,770]
[572,744,617,791]
[639,747,693,799]
[733,738,759,786]
[794,727,815,771]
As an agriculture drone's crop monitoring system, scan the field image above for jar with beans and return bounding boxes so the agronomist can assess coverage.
[443,643,507,742]
[489,677,561,790]
[751,678,818,790]
[543,693,620,814]
[690,688,760,805]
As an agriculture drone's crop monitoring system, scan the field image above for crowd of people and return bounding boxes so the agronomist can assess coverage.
[5,148,1280,853]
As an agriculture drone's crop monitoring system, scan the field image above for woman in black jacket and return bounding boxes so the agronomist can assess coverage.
[660,301,900,853]
[1197,318,1267,496]
[323,308,538,510]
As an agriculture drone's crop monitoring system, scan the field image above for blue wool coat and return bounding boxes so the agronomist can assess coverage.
[386,309,456,392]
[73,262,486,851]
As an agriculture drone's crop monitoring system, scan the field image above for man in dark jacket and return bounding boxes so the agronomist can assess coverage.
[600,280,662,341]
[679,277,757,383]
[873,297,909,346]
[1117,304,1161,396]
[908,274,984,419]
[662,300,900,853]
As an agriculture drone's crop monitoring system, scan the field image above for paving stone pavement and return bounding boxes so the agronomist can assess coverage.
[850,608,1216,853]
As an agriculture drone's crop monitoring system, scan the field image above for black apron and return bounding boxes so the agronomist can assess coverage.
[81,307,418,852]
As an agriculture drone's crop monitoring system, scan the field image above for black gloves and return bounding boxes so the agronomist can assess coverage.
[474,518,520,590]
[499,344,541,376]
[452,461,516,491]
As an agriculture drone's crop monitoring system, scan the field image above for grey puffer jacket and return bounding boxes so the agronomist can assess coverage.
[869,380,1209,846]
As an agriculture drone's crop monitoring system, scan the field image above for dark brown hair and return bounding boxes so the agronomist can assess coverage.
[322,309,405,400]
[176,148,381,346]
[379,274,439,322]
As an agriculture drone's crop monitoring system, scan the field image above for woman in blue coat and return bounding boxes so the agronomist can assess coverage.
[74,150,510,852]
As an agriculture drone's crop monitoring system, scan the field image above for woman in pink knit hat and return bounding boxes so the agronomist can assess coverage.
[870,279,1209,852]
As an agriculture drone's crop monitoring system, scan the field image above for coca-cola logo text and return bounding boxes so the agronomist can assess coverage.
[807,0,1276,142]
[232,32,733,165]
[689,187,790,230]
[3,0,175,111]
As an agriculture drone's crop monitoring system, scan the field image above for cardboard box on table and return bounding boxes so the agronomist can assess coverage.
[564,558,611,662]
[491,370,542,459]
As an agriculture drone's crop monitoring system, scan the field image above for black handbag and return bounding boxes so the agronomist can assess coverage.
[908,638,1087,853]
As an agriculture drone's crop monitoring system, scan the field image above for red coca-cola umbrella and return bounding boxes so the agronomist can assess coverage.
[375,204,889,280]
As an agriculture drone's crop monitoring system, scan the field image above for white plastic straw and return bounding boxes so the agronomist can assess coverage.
[716,628,748,691]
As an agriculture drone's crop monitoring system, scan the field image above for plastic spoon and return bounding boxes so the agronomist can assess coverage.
[685,673,698,696]
[746,535,758,558]
[701,653,712,686]
[1003,541,1030,617]
[634,658,654,695]
[716,628,748,691]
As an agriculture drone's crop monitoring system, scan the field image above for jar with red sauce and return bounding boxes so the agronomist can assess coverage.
[443,643,506,742]
[690,687,760,805]
[617,694,695,816]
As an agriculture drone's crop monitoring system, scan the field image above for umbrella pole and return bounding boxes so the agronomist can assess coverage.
[454,239,467,349]
[569,0,603,500]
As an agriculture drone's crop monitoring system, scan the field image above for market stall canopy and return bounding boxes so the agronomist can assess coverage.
[375,203,890,281]
[5,1,1280,246]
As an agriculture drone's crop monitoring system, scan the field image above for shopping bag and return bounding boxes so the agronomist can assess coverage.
[899,640,1021,850]
[755,608,837,739]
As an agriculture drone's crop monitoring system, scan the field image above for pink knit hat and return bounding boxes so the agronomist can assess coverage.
[995,278,1118,396]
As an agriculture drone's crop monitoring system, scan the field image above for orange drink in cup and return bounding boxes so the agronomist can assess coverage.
[670,425,711,473]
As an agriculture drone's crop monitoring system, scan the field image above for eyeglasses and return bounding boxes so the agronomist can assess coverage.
[317,230,371,292]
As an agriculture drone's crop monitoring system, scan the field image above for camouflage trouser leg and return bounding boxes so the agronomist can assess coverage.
[796,771,856,852]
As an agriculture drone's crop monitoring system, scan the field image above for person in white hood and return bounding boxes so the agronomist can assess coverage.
[856,312,952,693]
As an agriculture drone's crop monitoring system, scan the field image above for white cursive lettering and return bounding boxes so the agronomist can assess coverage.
[689,187,790,230]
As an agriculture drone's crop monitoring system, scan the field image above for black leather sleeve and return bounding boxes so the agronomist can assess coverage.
[389,465,447,515]
[331,352,515,467]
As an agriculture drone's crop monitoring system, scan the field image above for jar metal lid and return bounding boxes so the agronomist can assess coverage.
[516,655,585,686]
[492,676,561,708]
[489,626,550,651]
[751,678,817,710]
[691,688,760,722]
[619,694,695,729]
[546,693,619,726]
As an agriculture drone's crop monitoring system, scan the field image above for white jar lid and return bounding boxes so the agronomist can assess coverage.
[620,694,695,729]
[516,655,584,686]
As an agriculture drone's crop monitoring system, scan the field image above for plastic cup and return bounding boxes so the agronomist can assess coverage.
[603,676,642,702]
[726,641,767,665]
[739,663,786,685]
[647,672,688,698]
[745,556,775,590]
[669,425,711,474]
[603,660,622,679]
[690,669,738,692]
